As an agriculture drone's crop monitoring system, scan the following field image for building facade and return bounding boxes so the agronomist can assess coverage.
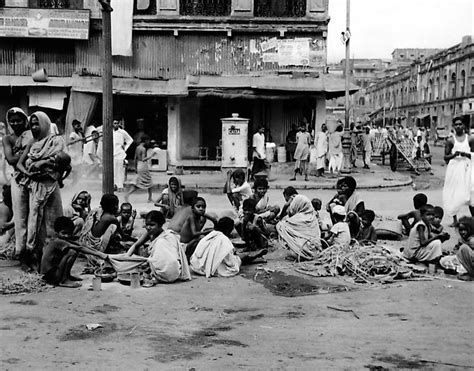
[0,0,353,167]
[364,36,474,133]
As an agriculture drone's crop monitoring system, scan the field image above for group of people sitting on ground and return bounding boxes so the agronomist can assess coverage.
[2,164,474,287]
[397,192,474,279]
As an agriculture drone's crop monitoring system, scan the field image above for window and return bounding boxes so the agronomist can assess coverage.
[460,70,466,95]
[180,0,231,16]
[254,0,306,17]
[134,0,157,15]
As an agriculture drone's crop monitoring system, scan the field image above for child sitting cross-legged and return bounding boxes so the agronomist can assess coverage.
[326,205,351,248]
[41,216,108,288]
[357,209,377,244]
[403,204,450,264]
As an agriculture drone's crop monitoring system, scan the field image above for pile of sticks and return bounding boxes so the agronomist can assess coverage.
[296,243,413,284]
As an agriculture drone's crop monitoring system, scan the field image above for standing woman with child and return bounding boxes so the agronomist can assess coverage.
[17,112,66,271]
[442,116,474,224]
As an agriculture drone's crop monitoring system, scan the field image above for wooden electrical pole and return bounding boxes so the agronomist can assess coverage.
[99,0,114,194]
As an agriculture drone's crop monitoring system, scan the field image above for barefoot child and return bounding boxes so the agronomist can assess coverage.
[80,194,125,270]
[225,169,252,211]
[311,197,329,237]
[397,193,428,235]
[431,206,445,235]
[326,205,351,247]
[357,209,377,244]
[236,198,269,252]
[249,178,280,222]
[403,204,450,263]
[117,202,137,241]
[179,197,217,261]
[41,217,108,287]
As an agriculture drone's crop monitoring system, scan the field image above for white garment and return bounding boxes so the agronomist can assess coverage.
[252,132,266,159]
[111,0,134,56]
[329,153,343,173]
[68,131,83,166]
[114,159,126,189]
[148,230,191,283]
[442,135,472,216]
[82,126,98,165]
[113,128,133,160]
[190,231,241,278]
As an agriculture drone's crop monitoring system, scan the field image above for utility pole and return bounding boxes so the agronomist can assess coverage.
[341,0,352,173]
[99,0,114,194]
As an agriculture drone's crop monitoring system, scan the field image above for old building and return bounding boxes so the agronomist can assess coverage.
[364,36,474,133]
[0,0,353,168]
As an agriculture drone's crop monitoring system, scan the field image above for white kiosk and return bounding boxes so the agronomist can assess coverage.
[221,113,249,168]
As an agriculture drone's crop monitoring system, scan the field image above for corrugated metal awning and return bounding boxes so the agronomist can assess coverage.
[71,76,188,96]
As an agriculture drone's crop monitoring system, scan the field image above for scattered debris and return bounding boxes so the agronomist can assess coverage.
[327,305,360,319]
[86,323,103,331]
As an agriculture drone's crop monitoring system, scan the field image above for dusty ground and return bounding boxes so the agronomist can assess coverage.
[1,146,474,370]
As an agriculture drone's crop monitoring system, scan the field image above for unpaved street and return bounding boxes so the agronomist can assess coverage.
[2,150,474,370]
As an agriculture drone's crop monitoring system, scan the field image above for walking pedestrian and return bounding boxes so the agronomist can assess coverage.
[328,124,343,175]
[113,118,133,192]
[314,123,328,177]
[125,135,155,202]
[250,125,268,180]
[290,124,311,181]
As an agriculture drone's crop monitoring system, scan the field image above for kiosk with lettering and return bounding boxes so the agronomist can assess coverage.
[221,113,249,168]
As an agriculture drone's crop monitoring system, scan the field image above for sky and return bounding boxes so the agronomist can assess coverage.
[327,0,474,63]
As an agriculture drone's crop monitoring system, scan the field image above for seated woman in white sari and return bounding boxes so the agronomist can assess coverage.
[126,211,191,285]
[190,217,267,278]
[276,195,321,261]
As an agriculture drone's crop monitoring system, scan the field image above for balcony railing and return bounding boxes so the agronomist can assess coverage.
[179,0,231,16]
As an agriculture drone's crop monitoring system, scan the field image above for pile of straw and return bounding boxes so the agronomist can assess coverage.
[0,272,50,295]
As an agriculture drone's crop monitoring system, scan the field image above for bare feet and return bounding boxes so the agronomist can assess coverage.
[59,280,82,288]
[290,177,296,181]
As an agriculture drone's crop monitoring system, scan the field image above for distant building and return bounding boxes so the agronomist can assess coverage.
[391,48,442,66]
[365,36,474,134]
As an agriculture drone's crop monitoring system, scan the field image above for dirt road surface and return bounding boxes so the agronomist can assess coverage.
[1,146,474,370]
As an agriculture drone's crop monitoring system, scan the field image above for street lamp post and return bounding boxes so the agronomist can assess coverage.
[341,0,352,174]
[98,0,114,194]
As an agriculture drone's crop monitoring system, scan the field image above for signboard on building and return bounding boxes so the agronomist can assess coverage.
[0,7,90,40]
[256,37,327,68]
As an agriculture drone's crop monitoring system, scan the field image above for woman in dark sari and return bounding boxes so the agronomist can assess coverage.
[327,176,365,238]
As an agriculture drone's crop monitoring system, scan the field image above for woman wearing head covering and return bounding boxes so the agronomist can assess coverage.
[64,190,91,237]
[276,194,321,261]
[16,111,66,271]
[3,107,32,264]
[154,176,183,218]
